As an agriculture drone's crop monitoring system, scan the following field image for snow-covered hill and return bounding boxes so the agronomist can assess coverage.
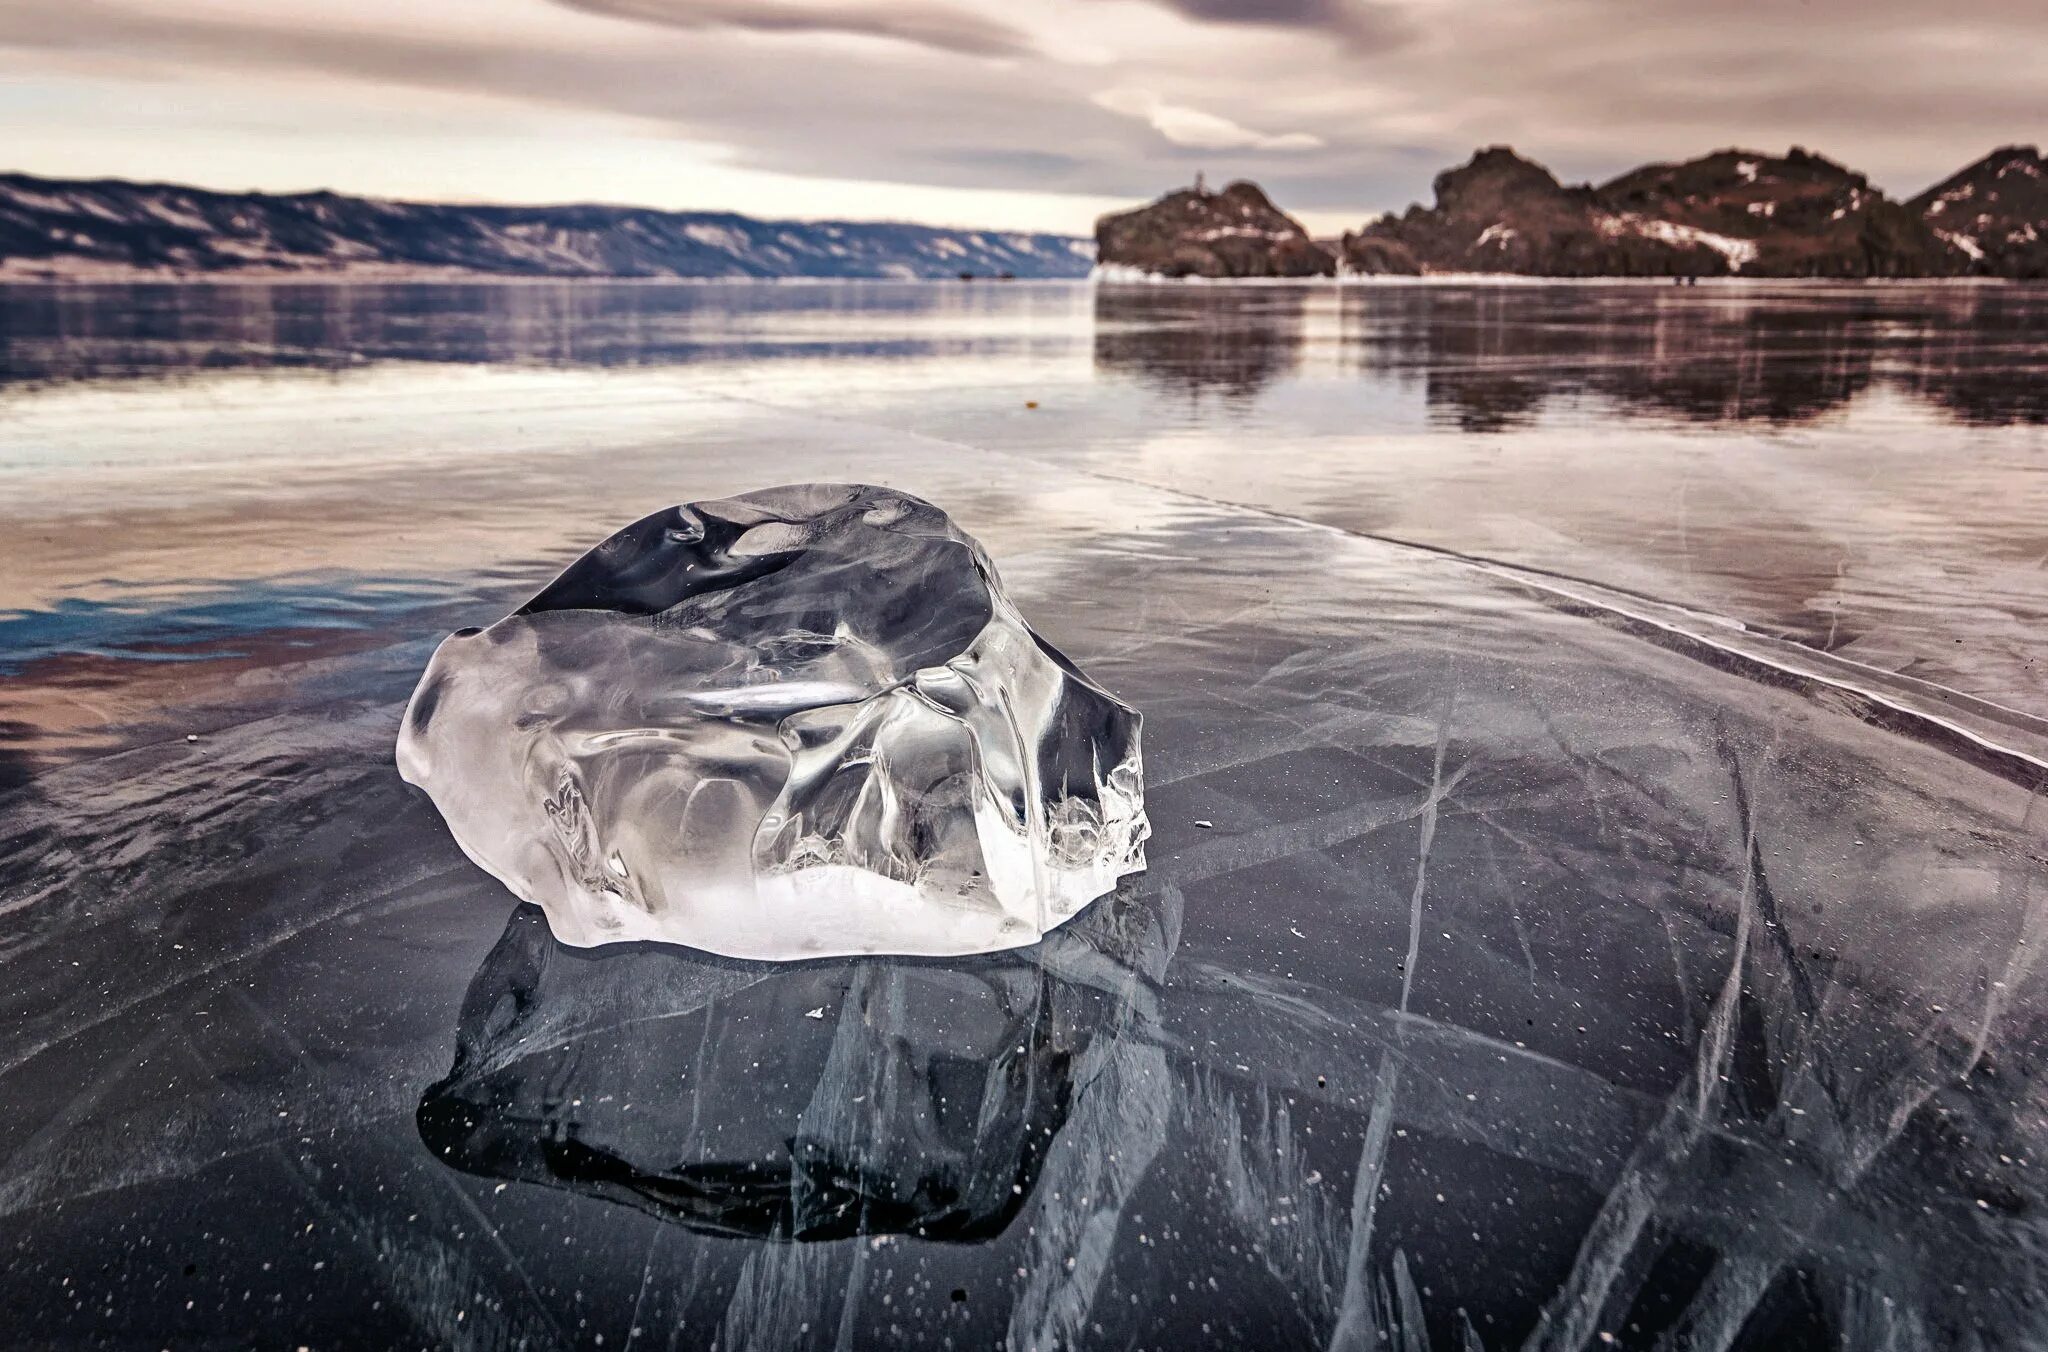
[0,173,1096,281]
[1333,146,1965,279]
[1910,147,2048,280]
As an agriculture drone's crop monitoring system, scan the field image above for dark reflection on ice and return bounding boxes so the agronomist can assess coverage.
[1088,282,2048,426]
[1092,287,1311,406]
[0,280,1083,386]
[415,896,1150,1242]
[5,279,2047,428]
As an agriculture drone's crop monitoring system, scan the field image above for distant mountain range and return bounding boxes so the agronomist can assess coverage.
[0,173,1094,281]
[9,146,2045,283]
[1100,145,2048,280]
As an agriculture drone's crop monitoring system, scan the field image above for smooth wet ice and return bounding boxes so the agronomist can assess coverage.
[395,483,1147,958]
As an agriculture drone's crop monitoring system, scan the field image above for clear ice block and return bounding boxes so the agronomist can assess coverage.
[395,483,1147,958]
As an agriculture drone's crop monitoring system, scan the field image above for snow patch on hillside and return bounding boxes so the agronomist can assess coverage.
[1937,230,1985,261]
[1602,214,1759,269]
[683,223,750,253]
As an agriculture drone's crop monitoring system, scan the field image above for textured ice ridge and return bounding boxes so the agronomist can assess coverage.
[397,483,1147,958]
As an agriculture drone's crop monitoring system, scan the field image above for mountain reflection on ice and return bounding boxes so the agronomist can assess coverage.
[1088,283,2048,426]
[7,278,2045,425]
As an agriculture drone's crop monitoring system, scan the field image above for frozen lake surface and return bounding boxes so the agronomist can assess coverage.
[1,280,2045,1349]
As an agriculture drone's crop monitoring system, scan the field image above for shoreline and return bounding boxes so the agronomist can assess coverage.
[1087,264,2024,287]
[0,265,1093,287]
[0,260,2032,287]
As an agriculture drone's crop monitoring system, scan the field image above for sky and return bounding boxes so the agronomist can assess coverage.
[0,0,2042,235]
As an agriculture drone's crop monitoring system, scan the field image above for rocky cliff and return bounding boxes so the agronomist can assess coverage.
[0,173,1095,281]
[1341,148,1717,277]
[1910,146,2048,280]
[1095,181,1334,279]
[1342,146,1965,279]
[1599,148,1959,278]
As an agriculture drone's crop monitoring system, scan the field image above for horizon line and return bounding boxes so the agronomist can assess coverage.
[6,138,2037,236]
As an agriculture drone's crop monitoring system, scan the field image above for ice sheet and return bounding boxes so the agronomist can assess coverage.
[2,422,2042,1348]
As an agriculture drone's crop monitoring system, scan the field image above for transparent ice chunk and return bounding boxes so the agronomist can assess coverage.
[395,483,1147,958]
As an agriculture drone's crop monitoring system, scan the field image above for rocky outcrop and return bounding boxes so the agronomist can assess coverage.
[0,173,1096,280]
[1095,181,1334,279]
[1910,146,2048,279]
[1334,232,1421,275]
[1341,146,1969,279]
[1342,147,1721,277]
[1599,148,1961,278]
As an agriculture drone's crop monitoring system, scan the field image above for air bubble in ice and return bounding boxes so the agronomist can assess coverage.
[396,483,1147,959]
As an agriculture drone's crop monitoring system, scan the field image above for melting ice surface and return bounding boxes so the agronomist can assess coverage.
[395,483,1147,958]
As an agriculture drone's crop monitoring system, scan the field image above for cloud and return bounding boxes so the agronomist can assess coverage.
[2,0,2046,233]
[1093,88,1324,152]
[1131,0,1408,47]
[555,0,1032,58]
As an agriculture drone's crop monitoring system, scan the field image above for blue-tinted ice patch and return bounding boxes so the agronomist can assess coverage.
[0,573,460,673]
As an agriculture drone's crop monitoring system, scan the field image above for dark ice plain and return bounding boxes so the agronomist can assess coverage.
[1,279,2045,1350]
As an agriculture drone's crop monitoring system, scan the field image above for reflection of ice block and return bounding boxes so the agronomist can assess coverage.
[416,906,1120,1241]
[396,483,1147,958]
